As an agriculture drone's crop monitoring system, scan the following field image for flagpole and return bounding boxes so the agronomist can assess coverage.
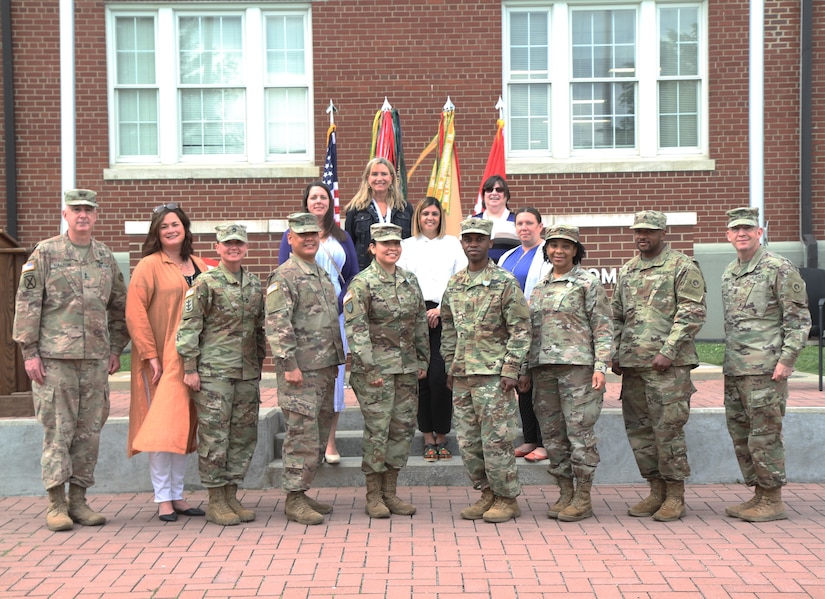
[496,96,504,120]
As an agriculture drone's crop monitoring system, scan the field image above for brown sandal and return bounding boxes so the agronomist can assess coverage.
[437,443,453,460]
[423,444,439,462]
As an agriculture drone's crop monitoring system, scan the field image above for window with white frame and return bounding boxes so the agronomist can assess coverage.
[108,5,313,166]
[504,1,705,162]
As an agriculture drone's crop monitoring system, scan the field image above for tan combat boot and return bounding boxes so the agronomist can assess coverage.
[305,495,333,515]
[205,486,241,526]
[547,477,574,519]
[738,487,787,522]
[725,486,762,518]
[224,484,256,522]
[365,472,390,518]
[285,491,324,525]
[67,483,106,526]
[382,468,416,515]
[558,480,593,522]
[482,495,521,523]
[460,488,495,520]
[45,485,73,532]
[652,480,686,522]
[627,478,666,517]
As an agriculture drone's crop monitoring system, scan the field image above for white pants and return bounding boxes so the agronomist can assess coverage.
[148,451,189,503]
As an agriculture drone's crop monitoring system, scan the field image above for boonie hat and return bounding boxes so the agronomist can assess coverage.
[288,212,322,234]
[64,189,98,208]
[629,210,666,230]
[726,207,759,228]
[371,223,403,242]
[544,224,580,244]
[459,218,493,237]
[216,223,248,243]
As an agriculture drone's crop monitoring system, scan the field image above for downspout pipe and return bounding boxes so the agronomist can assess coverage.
[750,0,765,233]
[800,0,817,268]
[2,0,18,240]
[60,0,75,233]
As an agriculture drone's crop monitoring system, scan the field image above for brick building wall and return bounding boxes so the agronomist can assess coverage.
[0,0,822,286]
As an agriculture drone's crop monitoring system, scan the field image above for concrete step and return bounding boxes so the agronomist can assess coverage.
[266,455,556,489]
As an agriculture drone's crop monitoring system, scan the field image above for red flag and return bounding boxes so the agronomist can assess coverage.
[475,119,505,215]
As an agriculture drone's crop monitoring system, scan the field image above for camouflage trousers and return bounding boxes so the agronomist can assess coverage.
[193,377,260,487]
[620,366,694,481]
[532,364,603,482]
[278,366,336,492]
[350,372,418,474]
[33,358,109,490]
[452,375,521,498]
[724,374,787,489]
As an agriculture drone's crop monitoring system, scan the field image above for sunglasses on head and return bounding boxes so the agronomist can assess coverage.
[152,202,180,214]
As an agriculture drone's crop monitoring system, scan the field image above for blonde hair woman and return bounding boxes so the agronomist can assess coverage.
[345,157,413,270]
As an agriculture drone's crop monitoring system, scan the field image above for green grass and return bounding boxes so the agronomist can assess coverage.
[697,342,820,375]
[119,352,131,372]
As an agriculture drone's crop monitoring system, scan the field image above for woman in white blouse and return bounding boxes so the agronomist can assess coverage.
[398,197,467,461]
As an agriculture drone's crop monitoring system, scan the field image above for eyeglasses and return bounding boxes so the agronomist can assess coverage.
[152,203,180,214]
[485,186,505,193]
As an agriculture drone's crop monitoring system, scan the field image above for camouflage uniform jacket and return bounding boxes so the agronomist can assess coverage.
[612,245,706,367]
[721,246,810,375]
[265,255,344,372]
[527,265,613,372]
[176,262,266,380]
[13,234,128,360]
[440,260,530,380]
[343,261,429,380]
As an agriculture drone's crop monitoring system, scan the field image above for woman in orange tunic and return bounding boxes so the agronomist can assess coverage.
[126,204,207,522]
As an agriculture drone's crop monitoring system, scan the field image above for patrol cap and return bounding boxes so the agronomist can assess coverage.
[64,189,98,208]
[459,217,493,237]
[216,223,248,243]
[288,212,321,234]
[544,224,580,244]
[629,210,666,230]
[726,207,759,228]
[370,223,402,242]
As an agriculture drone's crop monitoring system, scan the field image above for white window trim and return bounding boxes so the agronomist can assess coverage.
[105,4,317,181]
[502,0,712,175]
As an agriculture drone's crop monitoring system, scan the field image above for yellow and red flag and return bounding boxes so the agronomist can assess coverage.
[425,103,462,236]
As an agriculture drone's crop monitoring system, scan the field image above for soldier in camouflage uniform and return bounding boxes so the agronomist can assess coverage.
[440,218,530,524]
[343,223,429,519]
[519,225,612,522]
[721,207,810,522]
[13,189,129,532]
[612,210,706,522]
[176,223,266,526]
[266,213,345,525]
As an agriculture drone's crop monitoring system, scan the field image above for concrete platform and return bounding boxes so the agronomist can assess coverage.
[2,366,824,496]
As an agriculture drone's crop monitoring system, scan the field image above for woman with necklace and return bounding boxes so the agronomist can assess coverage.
[126,204,207,522]
[278,181,359,463]
[519,224,612,522]
[472,175,518,262]
[344,157,413,271]
[499,207,550,463]
[398,197,467,461]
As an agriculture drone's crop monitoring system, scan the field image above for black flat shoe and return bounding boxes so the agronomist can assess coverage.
[174,506,205,517]
[158,511,178,522]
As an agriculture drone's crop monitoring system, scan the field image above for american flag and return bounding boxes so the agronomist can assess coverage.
[322,125,340,225]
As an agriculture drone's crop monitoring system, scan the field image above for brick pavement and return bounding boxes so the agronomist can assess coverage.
[4,368,824,598]
[1,484,824,598]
